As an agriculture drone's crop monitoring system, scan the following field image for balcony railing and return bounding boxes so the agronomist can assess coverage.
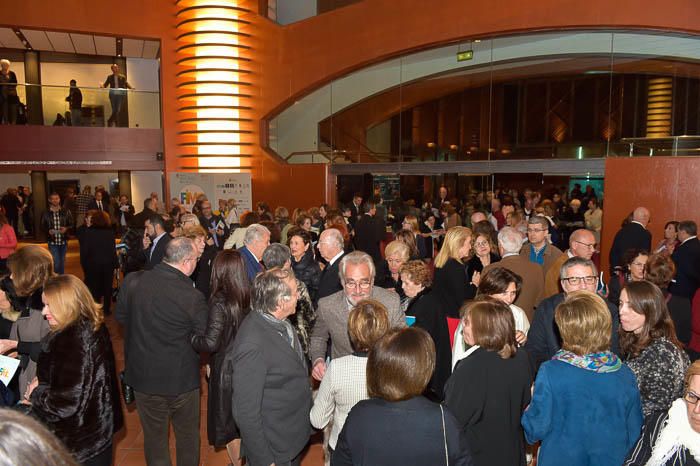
[0,83,160,128]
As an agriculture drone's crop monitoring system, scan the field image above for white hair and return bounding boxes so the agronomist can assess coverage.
[244,223,270,245]
[0,59,10,67]
[320,228,344,251]
[338,251,375,283]
[498,227,523,254]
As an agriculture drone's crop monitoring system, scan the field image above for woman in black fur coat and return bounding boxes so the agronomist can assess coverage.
[26,275,123,466]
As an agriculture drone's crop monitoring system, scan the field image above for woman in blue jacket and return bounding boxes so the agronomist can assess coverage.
[522,290,643,466]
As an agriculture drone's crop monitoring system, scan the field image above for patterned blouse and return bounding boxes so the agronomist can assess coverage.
[626,337,690,417]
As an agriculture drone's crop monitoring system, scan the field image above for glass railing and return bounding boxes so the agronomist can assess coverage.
[0,83,160,128]
[617,136,700,157]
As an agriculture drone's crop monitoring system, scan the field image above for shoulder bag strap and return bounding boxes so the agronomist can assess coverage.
[440,404,449,466]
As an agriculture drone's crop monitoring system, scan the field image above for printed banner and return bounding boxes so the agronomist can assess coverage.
[169,173,252,213]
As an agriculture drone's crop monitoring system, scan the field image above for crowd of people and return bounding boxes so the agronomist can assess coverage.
[0,182,699,466]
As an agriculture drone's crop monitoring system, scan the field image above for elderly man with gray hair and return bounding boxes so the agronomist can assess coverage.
[482,226,545,321]
[239,223,271,282]
[525,256,620,371]
[310,251,405,381]
[316,228,347,302]
[115,237,208,466]
[232,267,312,466]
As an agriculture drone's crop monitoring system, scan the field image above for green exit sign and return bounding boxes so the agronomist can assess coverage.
[457,50,473,62]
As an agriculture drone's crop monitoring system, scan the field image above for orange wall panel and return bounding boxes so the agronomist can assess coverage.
[601,157,700,273]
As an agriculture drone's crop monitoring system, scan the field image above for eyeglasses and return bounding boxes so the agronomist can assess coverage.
[527,228,547,233]
[561,276,598,285]
[574,240,596,249]
[631,262,647,268]
[684,390,699,405]
[344,280,372,290]
[474,241,490,248]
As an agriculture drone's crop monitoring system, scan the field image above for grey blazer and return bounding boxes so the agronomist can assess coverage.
[309,287,404,364]
[232,311,312,466]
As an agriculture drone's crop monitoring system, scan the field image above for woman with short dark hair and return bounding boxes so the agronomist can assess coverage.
[332,328,473,466]
[311,299,389,456]
[287,227,321,303]
[444,299,533,466]
[26,274,123,466]
[619,280,690,417]
[523,291,642,466]
[608,248,649,306]
[645,253,693,346]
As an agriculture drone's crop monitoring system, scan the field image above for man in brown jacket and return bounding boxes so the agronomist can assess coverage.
[519,215,563,277]
[483,227,544,321]
[543,229,597,297]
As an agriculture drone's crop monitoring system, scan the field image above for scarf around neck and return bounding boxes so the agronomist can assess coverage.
[552,349,622,373]
[645,398,700,466]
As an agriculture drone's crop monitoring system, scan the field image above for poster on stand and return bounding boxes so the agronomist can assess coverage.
[169,172,252,213]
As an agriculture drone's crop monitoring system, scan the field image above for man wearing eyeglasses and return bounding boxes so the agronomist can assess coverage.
[310,251,405,381]
[543,229,597,297]
[520,216,563,277]
[623,360,700,465]
[525,256,620,370]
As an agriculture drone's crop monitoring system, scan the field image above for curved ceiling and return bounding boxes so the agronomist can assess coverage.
[268,30,700,162]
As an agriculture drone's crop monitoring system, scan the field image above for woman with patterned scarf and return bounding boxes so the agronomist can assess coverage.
[624,360,700,466]
[522,291,643,466]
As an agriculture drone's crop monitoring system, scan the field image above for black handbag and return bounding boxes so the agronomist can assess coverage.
[119,371,135,405]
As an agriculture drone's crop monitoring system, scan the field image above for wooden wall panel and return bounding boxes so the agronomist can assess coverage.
[600,157,700,273]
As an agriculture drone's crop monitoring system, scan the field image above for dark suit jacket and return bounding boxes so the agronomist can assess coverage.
[114,203,135,224]
[525,292,620,371]
[349,203,362,227]
[240,245,263,283]
[353,214,385,264]
[332,396,473,466]
[87,199,108,212]
[316,252,345,303]
[609,222,652,271]
[143,233,171,270]
[232,311,312,466]
[483,254,544,321]
[128,207,156,229]
[115,263,208,395]
[77,227,118,270]
[670,237,700,299]
[432,258,474,318]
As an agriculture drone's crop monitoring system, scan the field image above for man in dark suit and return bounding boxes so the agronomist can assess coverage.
[609,206,652,273]
[115,237,208,466]
[670,220,700,300]
[232,268,312,466]
[115,194,135,233]
[353,201,385,265]
[239,223,270,282]
[525,256,620,371]
[483,226,544,321]
[348,193,363,228]
[129,197,157,229]
[316,228,346,303]
[141,214,171,270]
[87,189,108,212]
[198,200,229,250]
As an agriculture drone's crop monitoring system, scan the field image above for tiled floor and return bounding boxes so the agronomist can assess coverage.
[31,239,325,466]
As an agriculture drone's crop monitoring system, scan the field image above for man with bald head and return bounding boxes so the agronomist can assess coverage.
[543,228,597,297]
[609,206,652,273]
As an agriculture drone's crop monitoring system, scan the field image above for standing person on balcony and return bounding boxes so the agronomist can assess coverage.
[102,64,133,127]
[0,59,18,125]
[65,79,82,126]
[41,193,74,274]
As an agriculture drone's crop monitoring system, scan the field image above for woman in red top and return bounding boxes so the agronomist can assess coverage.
[0,212,18,272]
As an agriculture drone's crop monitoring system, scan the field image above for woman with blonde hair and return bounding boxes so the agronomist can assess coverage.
[445,298,533,466]
[522,291,642,466]
[376,240,411,308]
[26,274,122,466]
[433,226,474,317]
[401,214,428,259]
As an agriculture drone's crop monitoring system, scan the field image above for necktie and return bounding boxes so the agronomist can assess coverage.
[98,200,102,210]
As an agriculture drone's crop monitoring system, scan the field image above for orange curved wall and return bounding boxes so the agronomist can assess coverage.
[3,0,700,213]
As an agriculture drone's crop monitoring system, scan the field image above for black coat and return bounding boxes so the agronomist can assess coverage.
[465,253,499,297]
[31,318,123,463]
[375,260,406,301]
[332,396,474,466]
[316,252,345,303]
[444,347,533,466]
[670,237,700,299]
[77,226,118,270]
[407,288,451,401]
[525,292,621,370]
[115,263,208,395]
[353,214,385,264]
[193,244,218,299]
[128,207,156,229]
[191,295,244,446]
[291,248,321,304]
[609,222,652,272]
[142,233,172,270]
[433,258,474,318]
